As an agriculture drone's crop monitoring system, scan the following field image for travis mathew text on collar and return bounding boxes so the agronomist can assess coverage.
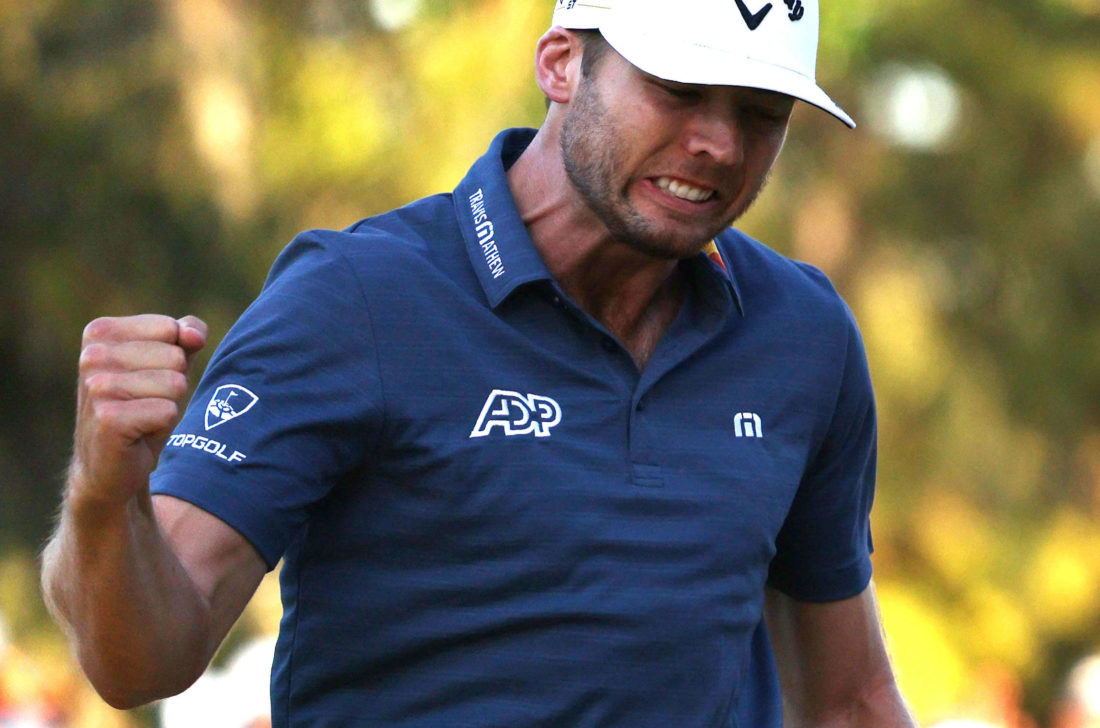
[469,188,505,279]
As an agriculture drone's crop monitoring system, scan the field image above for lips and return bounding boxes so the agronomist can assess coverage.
[653,176,716,203]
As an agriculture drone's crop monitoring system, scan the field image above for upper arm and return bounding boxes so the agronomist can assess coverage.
[149,234,384,567]
[768,304,877,602]
[153,494,267,658]
[763,583,915,727]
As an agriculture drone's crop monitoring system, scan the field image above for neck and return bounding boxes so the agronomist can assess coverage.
[507,126,685,368]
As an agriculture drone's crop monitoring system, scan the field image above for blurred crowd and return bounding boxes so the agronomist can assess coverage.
[2,600,1099,727]
[0,609,63,727]
[156,636,275,728]
[0,606,274,728]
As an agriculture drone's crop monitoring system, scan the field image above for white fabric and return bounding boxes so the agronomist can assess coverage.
[551,0,855,127]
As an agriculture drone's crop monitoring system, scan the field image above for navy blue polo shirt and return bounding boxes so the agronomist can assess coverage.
[151,128,876,728]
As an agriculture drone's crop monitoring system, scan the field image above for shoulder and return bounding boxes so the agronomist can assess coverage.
[265,193,467,293]
[343,192,459,250]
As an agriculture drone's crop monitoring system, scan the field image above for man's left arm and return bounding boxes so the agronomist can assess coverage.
[764,582,917,728]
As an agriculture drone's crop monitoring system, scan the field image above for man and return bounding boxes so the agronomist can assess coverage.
[42,0,916,725]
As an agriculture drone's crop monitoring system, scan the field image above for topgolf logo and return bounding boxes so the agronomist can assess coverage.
[470,389,562,439]
[205,384,259,431]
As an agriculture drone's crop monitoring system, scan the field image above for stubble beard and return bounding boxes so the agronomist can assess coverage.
[559,76,763,260]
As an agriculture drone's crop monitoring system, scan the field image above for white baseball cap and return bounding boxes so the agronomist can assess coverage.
[551,0,855,128]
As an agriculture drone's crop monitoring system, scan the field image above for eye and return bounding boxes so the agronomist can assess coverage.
[653,80,701,102]
[743,104,792,125]
[665,85,699,99]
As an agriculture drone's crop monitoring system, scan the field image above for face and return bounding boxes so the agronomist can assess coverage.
[558,48,794,259]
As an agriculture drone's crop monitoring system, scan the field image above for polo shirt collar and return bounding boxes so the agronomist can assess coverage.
[454,127,744,317]
[454,128,554,308]
[701,240,746,317]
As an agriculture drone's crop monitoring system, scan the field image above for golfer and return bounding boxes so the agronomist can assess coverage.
[43,0,917,725]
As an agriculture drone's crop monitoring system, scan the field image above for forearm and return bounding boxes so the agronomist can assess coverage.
[783,676,917,728]
[41,476,215,708]
[847,678,918,728]
[767,586,918,728]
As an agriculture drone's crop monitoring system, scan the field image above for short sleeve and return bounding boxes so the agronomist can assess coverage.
[766,304,876,602]
[150,232,385,569]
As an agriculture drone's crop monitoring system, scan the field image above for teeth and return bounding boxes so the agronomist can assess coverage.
[655,176,714,202]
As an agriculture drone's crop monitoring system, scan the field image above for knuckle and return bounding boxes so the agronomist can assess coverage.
[149,314,179,342]
[82,317,114,344]
[169,346,188,372]
[166,371,189,399]
[90,399,119,427]
[157,398,181,422]
[79,343,109,371]
[83,372,115,398]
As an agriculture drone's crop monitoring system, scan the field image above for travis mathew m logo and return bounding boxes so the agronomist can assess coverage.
[734,412,764,438]
[470,390,562,439]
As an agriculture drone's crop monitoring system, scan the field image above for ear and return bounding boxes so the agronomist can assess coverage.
[534,28,584,104]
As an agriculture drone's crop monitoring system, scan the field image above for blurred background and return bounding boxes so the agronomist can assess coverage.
[1,0,1099,725]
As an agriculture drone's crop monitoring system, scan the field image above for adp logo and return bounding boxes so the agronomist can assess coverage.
[470,389,562,439]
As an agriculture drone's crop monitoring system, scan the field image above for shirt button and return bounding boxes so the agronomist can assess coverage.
[601,337,616,353]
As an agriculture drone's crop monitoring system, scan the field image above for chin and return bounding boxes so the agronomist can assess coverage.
[627,205,744,259]
[617,229,717,261]
[594,193,737,260]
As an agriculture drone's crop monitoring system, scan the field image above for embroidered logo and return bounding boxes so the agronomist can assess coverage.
[205,384,259,431]
[733,0,804,28]
[165,433,247,464]
[734,412,764,438]
[733,0,772,30]
[470,390,562,439]
[469,188,505,280]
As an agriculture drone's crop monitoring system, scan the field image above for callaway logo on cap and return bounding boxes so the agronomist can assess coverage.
[551,0,855,128]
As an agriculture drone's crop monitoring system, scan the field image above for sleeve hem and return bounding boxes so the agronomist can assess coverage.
[150,468,287,571]
[766,556,872,603]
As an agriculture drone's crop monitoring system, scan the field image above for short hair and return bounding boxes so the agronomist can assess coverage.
[576,29,611,78]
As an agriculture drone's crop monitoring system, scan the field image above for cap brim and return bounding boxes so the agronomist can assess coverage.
[598,25,855,128]
[550,0,856,129]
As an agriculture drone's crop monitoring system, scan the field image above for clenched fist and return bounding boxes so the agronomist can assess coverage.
[70,314,207,509]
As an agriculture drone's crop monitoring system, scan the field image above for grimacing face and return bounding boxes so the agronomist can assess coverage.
[559,46,794,259]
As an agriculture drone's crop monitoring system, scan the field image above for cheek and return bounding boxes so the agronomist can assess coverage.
[747,131,787,174]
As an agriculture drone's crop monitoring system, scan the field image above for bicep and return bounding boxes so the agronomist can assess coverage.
[764,583,909,726]
[153,494,267,654]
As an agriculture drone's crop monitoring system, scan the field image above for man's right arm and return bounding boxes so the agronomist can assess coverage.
[40,315,266,709]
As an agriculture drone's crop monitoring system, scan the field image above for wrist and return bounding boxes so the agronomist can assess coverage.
[63,460,152,530]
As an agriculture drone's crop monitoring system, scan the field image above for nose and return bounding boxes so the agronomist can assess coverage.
[682,102,744,167]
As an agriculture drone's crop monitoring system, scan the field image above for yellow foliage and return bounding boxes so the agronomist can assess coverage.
[877,581,970,722]
[1025,513,1100,637]
[1050,55,1100,145]
[912,490,995,590]
[403,0,549,192]
[259,42,391,190]
[936,366,1049,502]
[244,568,284,636]
[854,253,951,408]
[964,584,1037,672]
